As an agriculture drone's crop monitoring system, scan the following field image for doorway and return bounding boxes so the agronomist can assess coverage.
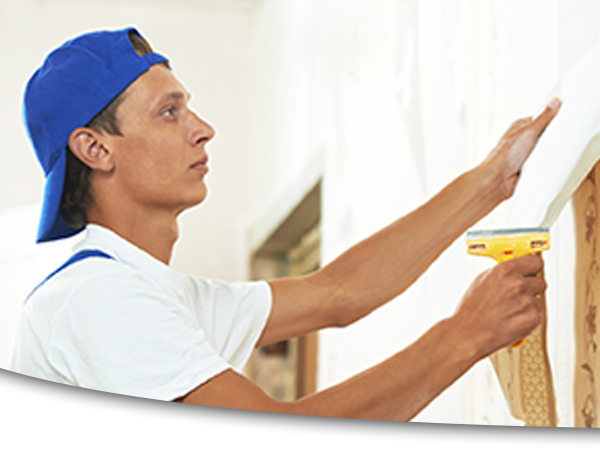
[244,181,321,400]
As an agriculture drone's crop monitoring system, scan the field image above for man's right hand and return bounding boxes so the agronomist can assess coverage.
[452,254,547,360]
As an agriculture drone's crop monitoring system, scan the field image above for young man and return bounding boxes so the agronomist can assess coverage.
[11,27,561,421]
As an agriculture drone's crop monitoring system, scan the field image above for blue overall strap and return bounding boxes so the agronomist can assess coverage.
[26,249,114,303]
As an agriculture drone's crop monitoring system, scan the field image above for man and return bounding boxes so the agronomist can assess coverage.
[12,27,561,421]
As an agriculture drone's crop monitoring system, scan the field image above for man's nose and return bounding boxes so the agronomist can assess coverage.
[188,110,215,146]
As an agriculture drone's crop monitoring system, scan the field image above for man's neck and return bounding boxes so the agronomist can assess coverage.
[87,207,179,265]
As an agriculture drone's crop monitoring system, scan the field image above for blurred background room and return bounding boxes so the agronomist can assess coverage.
[1,0,598,426]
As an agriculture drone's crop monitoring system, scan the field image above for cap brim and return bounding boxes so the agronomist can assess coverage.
[36,149,83,243]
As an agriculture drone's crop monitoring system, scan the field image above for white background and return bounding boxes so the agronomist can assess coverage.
[3,0,600,439]
[1,368,598,453]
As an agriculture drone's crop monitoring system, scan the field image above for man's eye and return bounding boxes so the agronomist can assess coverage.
[161,107,176,117]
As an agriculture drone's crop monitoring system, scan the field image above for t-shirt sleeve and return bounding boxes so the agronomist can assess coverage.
[186,278,273,372]
[47,271,230,401]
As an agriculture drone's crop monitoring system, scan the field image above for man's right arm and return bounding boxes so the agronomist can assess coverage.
[175,254,545,421]
[256,100,560,349]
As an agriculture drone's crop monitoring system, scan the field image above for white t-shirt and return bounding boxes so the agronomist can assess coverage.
[10,224,272,401]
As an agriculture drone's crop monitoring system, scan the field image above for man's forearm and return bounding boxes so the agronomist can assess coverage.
[182,316,478,421]
[286,316,476,420]
[190,315,479,421]
[320,165,503,326]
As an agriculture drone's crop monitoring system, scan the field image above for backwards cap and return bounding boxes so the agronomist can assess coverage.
[23,27,168,243]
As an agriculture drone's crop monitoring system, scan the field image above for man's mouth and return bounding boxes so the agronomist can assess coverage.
[191,156,209,173]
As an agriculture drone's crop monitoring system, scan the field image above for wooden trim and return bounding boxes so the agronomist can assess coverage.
[296,332,319,397]
[573,162,600,428]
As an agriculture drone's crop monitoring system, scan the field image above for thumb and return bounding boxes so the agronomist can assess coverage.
[530,97,562,137]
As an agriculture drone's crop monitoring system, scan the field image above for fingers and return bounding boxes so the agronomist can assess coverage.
[531,293,545,314]
[507,117,533,134]
[455,243,549,359]
[502,253,544,277]
[499,255,547,310]
[503,96,560,139]
[454,261,547,358]
[481,97,562,202]
[497,256,547,321]
[529,97,562,137]
[527,276,547,298]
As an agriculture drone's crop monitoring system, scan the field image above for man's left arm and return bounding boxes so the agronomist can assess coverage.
[257,99,561,348]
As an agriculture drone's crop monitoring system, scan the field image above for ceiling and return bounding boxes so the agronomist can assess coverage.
[39,0,262,15]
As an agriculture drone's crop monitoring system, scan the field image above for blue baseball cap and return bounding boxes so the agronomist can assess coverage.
[23,27,168,243]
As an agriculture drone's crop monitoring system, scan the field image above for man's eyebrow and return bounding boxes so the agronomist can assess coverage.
[155,91,191,106]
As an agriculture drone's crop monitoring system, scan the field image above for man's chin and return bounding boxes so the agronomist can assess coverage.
[186,189,209,209]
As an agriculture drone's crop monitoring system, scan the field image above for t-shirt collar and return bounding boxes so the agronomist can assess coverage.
[73,224,187,300]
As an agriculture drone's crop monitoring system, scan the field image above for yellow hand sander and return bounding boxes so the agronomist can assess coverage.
[466,227,550,347]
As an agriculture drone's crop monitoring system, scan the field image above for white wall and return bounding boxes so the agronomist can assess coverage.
[2,0,600,427]
[241,0,596,426]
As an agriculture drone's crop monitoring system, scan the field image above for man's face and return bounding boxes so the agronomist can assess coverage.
[102,64,215,216]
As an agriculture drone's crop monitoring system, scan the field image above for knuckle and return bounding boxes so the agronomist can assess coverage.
[503,135,517,147]
[506,276,525,294]
[515,292,532,313]
[511,117,530,128]
[514,301,541,332]
[496,260,513,276]
[521,254,543,273]
[514,280,527,294]
[531,253,543,268]
[501,280,524,302]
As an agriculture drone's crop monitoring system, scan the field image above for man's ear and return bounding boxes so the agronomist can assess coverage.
[68,128,115,172]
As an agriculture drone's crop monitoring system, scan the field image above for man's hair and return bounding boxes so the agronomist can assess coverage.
[60,30,166,228]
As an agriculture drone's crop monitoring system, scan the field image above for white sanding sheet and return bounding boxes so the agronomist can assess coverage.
[507,42,600,229]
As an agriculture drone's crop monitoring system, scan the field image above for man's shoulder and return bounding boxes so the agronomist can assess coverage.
[26,256,159,313]
[51,254,141,285]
